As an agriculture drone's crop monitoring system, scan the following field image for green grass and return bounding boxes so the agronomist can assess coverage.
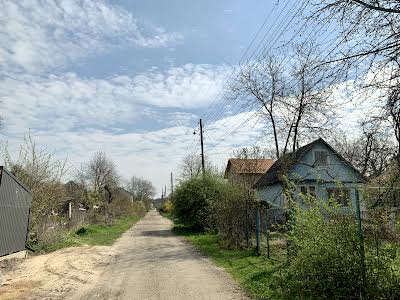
[32,215,141,253]
[172,223,285,300]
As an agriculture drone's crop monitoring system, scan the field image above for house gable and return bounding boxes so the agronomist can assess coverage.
[254,138,365,188]
[288,140,365,184]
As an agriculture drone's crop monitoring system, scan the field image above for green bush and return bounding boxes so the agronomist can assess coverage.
[108,195,147,218]
[283,196,400,299]
[211,182,253,249]
[283,199,361,298]
[160,200,173,214]
[172,174,223,230]
[172,174,254,248]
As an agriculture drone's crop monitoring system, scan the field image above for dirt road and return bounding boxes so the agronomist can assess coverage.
[0,211,247,300]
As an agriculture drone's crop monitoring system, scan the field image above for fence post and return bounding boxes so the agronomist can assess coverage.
[245,198,250,248]
[68,202,72,219]
[256,206,261,255]
[265,208,270,259]
[355,188,366,299]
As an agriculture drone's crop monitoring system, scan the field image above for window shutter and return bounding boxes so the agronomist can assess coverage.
[315,151,328,165]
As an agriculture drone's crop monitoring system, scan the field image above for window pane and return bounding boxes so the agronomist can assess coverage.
[326,188,350,206]
[300,186,307,194]
[309,186,316,197]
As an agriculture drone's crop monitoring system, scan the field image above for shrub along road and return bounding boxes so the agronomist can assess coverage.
[0,211,247,300]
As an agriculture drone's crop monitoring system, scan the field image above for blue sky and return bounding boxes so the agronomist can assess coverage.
[0,1,367,194]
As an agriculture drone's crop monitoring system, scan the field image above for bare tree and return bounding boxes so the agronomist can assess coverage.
[78,151,119,197]
[3,133,67,239]
[235,55,286,158]
[234,42,339,156]
[126,176,156,201]
[310,0,400,76]
[281,42,340,153]
[178,153,217,180]
[333,123,395,178]
[386,87,400,166]
[310,1,400,158]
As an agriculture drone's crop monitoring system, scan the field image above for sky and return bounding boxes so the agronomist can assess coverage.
[0,0,370,196]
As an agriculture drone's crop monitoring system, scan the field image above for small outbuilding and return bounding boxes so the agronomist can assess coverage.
[224,158,274,186]
[0,166,32,257]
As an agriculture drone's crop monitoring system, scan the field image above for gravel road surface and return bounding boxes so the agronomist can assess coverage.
[1,211,247,300]
[72,210,247,300]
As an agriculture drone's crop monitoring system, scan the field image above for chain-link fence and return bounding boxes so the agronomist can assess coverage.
[237,187,400,298]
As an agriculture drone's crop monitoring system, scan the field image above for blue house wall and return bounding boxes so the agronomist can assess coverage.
[256,140,365,208]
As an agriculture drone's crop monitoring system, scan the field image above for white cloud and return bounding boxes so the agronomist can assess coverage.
[1,89,375,195]
[0,0,182,73]
[130,64,231,108]
[2,111,266,192]
[0,64,230,134]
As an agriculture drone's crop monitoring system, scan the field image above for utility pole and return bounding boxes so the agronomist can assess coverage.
[199,118,205,176]
[170,172,174,198]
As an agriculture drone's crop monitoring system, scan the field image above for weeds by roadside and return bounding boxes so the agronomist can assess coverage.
[172,222,285,300]
[30,215,140,254]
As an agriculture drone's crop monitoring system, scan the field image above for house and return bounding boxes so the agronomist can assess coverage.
[112,187,135,203]
[0,166,32,257]
[224,158,274,186]
[254,138,366,208]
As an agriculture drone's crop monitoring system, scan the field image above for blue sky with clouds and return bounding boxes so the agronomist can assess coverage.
[0,1,368,194]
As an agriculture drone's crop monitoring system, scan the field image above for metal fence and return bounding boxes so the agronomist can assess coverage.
[0,167,32,257]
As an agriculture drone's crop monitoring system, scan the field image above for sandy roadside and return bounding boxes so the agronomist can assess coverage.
[0,211,248,300]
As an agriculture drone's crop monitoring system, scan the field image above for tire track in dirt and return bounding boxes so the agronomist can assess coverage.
[1,212,248,300]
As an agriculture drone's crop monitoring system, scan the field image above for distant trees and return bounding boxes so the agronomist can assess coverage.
[126,176,156,201]
[77,151,119,205]
[333,125,395,178]
[179,154,203,180]
[178,153,217,180]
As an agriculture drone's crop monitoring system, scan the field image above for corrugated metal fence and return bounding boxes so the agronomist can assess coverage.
[0,167,32,257]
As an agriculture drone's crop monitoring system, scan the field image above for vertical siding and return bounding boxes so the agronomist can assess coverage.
[0,168,32,257]
[257,183,284,206]
[289,141,364,183]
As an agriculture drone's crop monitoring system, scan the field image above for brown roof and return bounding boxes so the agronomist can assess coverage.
[224,158,274,178]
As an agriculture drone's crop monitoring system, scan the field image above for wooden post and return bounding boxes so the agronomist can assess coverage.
[256,206,261,255]
[199,119,205,176]
[68,202,72,219]
[355,188,366,299]
[245,199,250,248]
[265,208,270,259]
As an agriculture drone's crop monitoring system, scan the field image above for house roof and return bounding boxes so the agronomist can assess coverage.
[253,138,366,188]
[224,158,274,178]
[114,187,134,197]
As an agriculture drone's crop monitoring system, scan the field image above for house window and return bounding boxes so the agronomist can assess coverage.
[309,186,316,197]
[315,151,328,166]
[327,188,350,206]
[300,185,316,198]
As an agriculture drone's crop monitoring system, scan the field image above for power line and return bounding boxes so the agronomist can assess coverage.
[202,0,307,127]
[200,0,285,124]
[181,0,348,162]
